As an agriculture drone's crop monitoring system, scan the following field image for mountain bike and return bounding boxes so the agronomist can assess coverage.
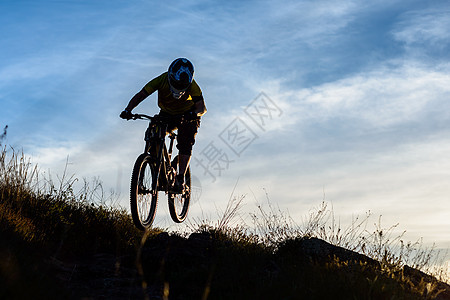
[129,113,191,230]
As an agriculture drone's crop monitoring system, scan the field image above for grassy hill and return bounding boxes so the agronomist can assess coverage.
[1,147,449,299]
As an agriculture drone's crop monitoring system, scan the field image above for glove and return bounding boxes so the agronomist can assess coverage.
[120,109,133,120]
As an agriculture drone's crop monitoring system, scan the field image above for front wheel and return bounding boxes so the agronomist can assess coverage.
[130,153,158,230]
[168,155,191,223]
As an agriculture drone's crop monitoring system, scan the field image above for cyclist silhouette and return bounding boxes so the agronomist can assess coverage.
[120,58,207,192]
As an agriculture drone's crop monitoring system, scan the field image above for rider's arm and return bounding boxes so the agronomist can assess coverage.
[125,74,164,111]
[192,96,207,117]
[125,88,150,112]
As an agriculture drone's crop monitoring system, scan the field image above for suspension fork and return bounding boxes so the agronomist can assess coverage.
[165,132,177,187]
[151,123,170,195]
[151,141,164,196]
[167,132,176,158]
[159,133,177,189]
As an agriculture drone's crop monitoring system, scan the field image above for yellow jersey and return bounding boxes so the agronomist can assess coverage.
[143,72,203,115]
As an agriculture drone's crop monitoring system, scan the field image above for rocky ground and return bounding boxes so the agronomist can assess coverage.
[43,231,450,300]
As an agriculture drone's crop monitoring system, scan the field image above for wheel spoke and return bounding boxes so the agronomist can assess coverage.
[168,157,191,223]
[130,154,159,230]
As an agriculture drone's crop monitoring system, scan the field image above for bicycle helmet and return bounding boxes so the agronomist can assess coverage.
[168,58,194,99]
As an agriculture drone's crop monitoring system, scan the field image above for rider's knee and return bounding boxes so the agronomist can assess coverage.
[177,122,199,156]
[177,143,193,156]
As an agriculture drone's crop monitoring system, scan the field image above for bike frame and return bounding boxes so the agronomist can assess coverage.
[141,115,177,196]
[129,113,193,228]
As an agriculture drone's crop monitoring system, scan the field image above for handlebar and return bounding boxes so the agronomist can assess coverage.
[129,113,198,123]
[130,113,154,121]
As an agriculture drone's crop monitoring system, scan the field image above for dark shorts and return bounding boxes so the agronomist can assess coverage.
[159,111,200,155]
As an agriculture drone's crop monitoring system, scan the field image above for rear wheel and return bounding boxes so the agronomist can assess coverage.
[130,153,158,230]
[168,155,191,223]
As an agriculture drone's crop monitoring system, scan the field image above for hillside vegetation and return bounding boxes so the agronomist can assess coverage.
[1,147,449,299]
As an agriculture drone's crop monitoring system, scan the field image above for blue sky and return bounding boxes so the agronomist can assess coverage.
[1,0,450,258]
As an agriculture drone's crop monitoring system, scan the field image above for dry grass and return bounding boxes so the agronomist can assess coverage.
[1,145,449,299]
[250,196,449,283]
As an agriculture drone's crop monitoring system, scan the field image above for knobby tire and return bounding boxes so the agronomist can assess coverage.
[130,153,158,230]
[168,155,191,223]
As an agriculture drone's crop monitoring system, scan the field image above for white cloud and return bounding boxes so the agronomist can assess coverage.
[289,63,450,131]
[392,9,450,47]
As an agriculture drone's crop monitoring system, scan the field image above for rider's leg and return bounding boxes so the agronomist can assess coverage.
[175,118,200,186]
[174,154,190,193]
[178,154,191,178]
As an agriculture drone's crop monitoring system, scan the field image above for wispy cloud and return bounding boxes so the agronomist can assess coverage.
[300,64,450,130]
[392,8,450,48]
